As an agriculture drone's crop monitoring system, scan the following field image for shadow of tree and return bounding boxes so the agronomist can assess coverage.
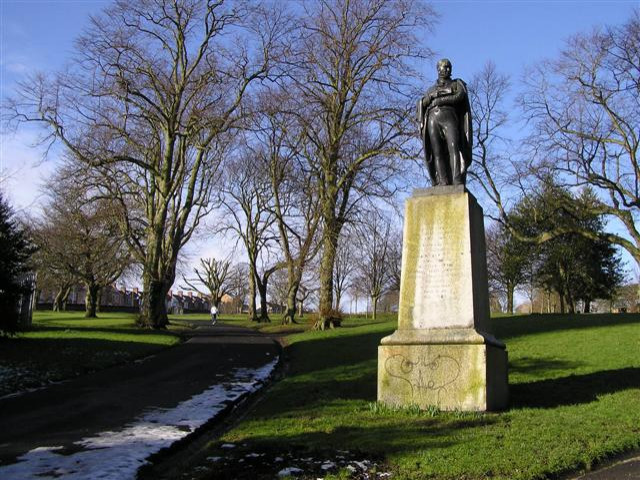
[509,356,585,375]
[493,313,640,340]
[285,330,391,375]
[511,367,640,409]
[28,326,179,337]
[194,416,498,480]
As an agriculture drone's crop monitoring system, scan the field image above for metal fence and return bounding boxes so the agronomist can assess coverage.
[16,272,37,328]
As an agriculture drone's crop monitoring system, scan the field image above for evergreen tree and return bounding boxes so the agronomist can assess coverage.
[509,181,624,313]
[0,192,35,335]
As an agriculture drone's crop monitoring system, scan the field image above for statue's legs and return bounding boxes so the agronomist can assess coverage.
[440,118,463,185]
[422,132,438,185]
[427,115,450,185]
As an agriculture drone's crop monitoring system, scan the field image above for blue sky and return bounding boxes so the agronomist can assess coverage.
[0,0,637,296]
[428,1,634,81]
[1,0,635,210]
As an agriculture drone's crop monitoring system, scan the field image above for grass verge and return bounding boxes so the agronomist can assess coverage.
[0,311,182,396]
[182,313,640,480]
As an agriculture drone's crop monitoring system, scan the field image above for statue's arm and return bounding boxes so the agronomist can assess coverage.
[429,80,466,108]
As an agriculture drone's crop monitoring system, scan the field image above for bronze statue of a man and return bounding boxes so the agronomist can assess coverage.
[418,58,473,186]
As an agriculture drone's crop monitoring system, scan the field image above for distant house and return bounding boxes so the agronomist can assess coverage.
[38,285,143,312]
[166,290,211,314]
[38,284,211,314]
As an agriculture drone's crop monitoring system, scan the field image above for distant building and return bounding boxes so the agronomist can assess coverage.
[37,285,212,314]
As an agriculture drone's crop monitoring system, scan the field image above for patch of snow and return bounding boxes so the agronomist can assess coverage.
[275,456,284,462]
[320,461,335,470]
[220,443,236,449]
[0,359,277,480]
[206,456,222,462]
[353,460,368,470]
[278,466,304,477]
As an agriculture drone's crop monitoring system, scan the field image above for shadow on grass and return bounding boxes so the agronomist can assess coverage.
[225,415,497,460]
[1,336,166,359]
[286,330,391,376]
[509,357,585,375]
[188,419,496,480]
[28,325,180,338]
[511,367,640,409]
[493,313,640,340]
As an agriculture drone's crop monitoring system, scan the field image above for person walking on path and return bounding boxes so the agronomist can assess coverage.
[210,304,218,325]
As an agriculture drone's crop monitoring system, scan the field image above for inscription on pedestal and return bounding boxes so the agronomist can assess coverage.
[415,233,453,302]
[411,216,467,329]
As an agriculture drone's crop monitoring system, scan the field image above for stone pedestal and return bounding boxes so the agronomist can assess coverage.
[378,186,508,411]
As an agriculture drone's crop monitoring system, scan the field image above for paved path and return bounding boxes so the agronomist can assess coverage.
[570,454,640,480]
[0,324,279,478]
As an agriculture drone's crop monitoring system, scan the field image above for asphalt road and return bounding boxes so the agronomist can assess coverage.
[0,324,279,465]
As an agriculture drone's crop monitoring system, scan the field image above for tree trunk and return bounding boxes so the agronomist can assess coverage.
[32,288,41,312]
[85,283,100,318]
[372,295,379,321]
[139,276,170,328]
[506,283,515,314]
[257,278,270,323]
[62,287,70,311]
[584,299,591,313]
[315,210,341,330]
[334,289,342,313]
[96,289,102,313]
[53,288,64,312]
[248,263,258,321]
[282,279,299,325]
[558,291,566,314]
[53,286,71,312]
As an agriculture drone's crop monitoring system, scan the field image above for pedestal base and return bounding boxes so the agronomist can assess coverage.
[378,330,508,411]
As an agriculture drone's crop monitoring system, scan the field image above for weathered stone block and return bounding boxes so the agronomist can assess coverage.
[378,340,508,411]
[378,187,508,411]
[397,186,491,332]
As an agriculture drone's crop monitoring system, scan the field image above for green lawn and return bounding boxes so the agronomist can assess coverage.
[169,311,311,336]
[0,311,183,397]
[183,313,640,480]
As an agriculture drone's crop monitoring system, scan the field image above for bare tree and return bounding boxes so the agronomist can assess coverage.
[182,256,232,308]
[518,12,640,265]
[387,228,403,294]
[296,281,315,318]
[467,61,516,216]
[485,222,532,314]
[29,239,74,312]
[227,262,249,314]
[250,94,322,324]
[31,170,131,317]
[471,15,640,268]
[352,211,394,321]
[333,228,357,313]
[284,0,438,329]
[220,152,278,322]
[269,268,289,313]
[4,0,287,328]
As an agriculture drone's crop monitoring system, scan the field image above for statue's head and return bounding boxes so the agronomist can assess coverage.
[437,58,452,79]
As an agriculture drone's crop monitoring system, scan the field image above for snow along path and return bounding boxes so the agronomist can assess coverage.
[0,359,278,480]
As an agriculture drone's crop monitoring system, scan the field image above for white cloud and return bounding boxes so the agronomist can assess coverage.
[0,129,60,214]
